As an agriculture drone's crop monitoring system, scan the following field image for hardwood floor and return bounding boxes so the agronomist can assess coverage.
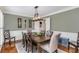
[0,40,22,53]
[1,42,17,53]
[58,45,75,52]
[0,42,76,53]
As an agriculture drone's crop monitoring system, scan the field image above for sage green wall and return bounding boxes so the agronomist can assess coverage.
[4,14,31,30]
[50,8,79,33]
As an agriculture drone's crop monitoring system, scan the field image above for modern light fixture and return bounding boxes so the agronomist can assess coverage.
[33,6,42,20]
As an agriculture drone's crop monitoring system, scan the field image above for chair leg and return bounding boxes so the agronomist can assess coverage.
[54,49,58,53]
[23,41,24,48]
[27,43,30,53]
[14,37,15,43]
[52,50,58,53]
[25,41,27,51]
[9,39,11,45]
[32,45,33,53]
[75,47,78,53]
[23,39,25,48]
[4,39,6,47]
[27,47,29,53]
[14,37,15,46]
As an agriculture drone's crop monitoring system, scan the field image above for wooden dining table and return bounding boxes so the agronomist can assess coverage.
[32,35,50,52]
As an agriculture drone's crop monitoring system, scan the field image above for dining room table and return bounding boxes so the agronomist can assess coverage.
[32,35,51,52]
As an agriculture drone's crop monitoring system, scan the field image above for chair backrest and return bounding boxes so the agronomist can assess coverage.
[28,32,32,36]
[4,30,10,39]
[22,32,24,39]
[49,33,61,52]
[26,32,32,41]
[26,33,33,47]
[77,32,79,46]
[45,31,51,36]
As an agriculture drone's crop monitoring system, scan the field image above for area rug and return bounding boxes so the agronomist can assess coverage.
[15,42,67,53]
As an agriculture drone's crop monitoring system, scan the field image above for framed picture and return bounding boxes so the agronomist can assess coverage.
[29,19,32,28]
[17,18,22,28]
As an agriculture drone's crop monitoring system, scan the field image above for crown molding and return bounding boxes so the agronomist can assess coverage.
[43,6,79,17]
[3,11,33,17]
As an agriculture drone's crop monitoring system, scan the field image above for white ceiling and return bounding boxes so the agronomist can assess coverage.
[0,6,78,17]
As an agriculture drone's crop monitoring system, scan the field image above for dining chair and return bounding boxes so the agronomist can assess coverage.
[68,32,79,53]
[26,34,33,53]
[4,30,15,46]
[22,32,26,48]
[40,33,61,53]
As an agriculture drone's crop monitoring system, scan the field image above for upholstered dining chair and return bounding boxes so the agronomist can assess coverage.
[40,33,61,53]
[68,32,79,53]
[4,30,15,46]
